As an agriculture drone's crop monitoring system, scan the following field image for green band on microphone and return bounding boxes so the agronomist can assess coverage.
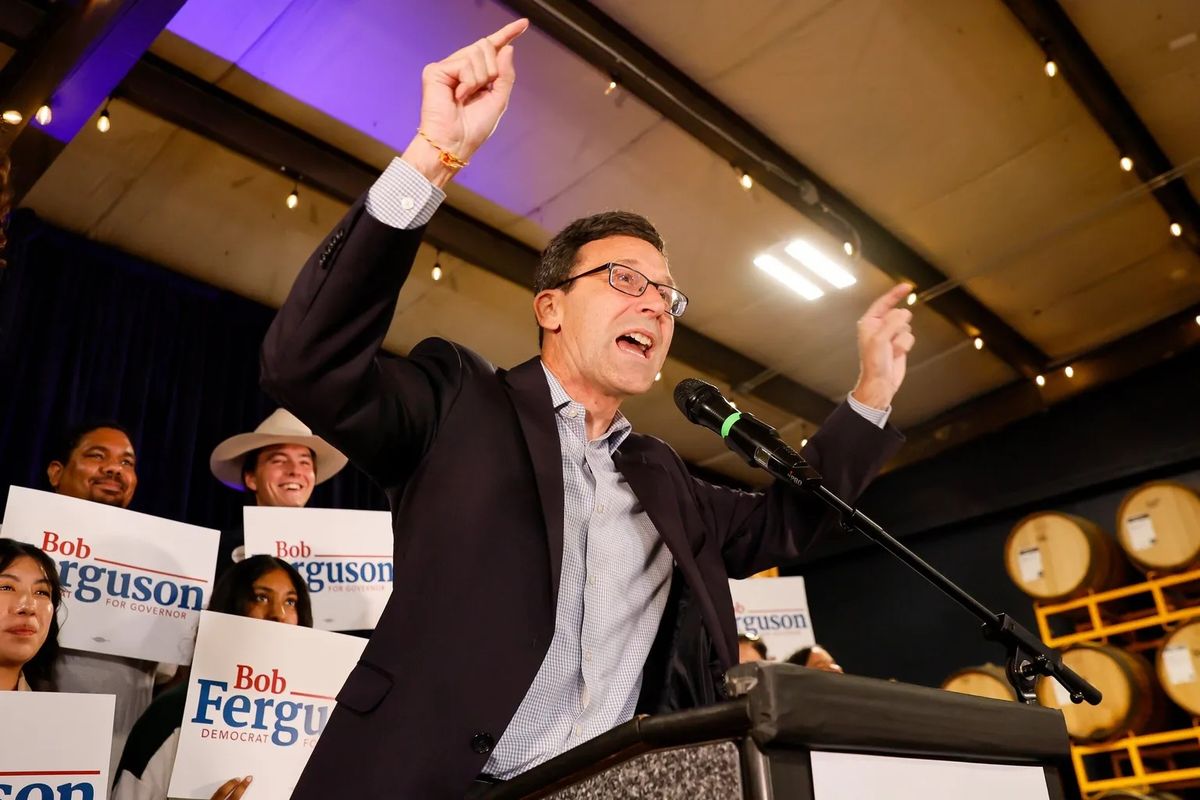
[720,411,742,439]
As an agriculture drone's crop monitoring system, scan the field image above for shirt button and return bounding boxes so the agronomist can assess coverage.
[566,408,578,418]
[595,504,604,514]
[584,650,593,663]
[400,196,415,210]
[574,724,583,737]
[587,575,597,587]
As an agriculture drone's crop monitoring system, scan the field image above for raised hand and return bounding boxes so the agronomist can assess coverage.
[402,19,529,186]
[851,283,915,410]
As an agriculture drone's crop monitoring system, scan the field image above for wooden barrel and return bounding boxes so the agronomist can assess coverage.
[941,664,1017,702]
[1156,619,1200,715]
[1117,482,1200,574]
[1005,512,1123,602]
[1035,643,1162,741]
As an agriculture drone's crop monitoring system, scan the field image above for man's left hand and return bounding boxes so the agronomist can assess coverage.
[851,283,915,410]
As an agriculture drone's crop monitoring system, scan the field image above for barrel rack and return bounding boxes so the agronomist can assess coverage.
[1036,566,1200,796]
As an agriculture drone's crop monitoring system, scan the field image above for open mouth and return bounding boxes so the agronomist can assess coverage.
[93,479,124,492]
[615,330,654,359]
[279,482,306,493]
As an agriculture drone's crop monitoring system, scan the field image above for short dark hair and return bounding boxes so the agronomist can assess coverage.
[738,633,768,659]
[786,646,813,667]
[240,445,318,490]
[208,555,313,627]
[534,211,667,344]
[46,420,135,468]
[0,538,63,689]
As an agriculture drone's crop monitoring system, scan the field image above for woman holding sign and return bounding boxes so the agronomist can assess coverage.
[0,539,63,692]
[114,555,313,800]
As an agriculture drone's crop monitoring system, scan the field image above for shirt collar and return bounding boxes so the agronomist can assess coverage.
[540,362,632,451]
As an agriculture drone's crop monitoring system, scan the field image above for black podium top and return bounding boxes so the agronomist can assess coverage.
[483,663,1072,799]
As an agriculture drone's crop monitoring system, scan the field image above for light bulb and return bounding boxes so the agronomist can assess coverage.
[431,265,443,281]
[1119,156,1133,172]
[654,371,662,382]
[1170,222,1182,237]
[97,110,110,133]
[1064,365,1074,378]
[842,241,854,257]
[605,79,617,96]
[801,438,809,448]
[1044,60,1058,78]
[738,171,753,190]
[1,109,22,124]
[1035,374,1046,387]
[973,337,984,350]
[35,104,52,125]
[906,292,917,306]
[286,188,299,209]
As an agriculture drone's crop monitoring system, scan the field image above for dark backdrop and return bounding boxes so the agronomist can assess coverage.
[0,210,387,533]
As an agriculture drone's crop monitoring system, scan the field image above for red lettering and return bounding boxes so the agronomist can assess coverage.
[233,664,287,694]
[275,540,311,559]
[42,531,90,558]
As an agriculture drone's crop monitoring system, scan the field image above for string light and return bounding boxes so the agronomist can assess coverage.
[1,110,22,124]
[1170,222,1183,237]
[1064,365,1074,378]
[737,170,753,191]
[906,292,917,306]
[1044,59,1058,78]
[1119,156,1133,172]
[973,337,984,350]
[842,241,854,256]
[604,78,617,96]
[286,184,299,209]
[96,99,111,133]
[654,371,662,382]
[431,264,443,281]
[34,104,52,125]
[1035,374,1046,387]
[801,438,809,448]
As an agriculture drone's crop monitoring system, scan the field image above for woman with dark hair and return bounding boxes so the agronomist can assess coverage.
[0,538,63,691]
[114,556,313,800]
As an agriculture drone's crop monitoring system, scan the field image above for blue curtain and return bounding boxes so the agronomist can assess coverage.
[0,210,387,531]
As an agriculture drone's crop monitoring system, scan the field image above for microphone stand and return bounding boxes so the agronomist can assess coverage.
[761,451,1101,707]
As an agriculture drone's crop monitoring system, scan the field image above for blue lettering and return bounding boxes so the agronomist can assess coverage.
[131,574,153,602]
[190,678,228,724]
[223,694,251,728]
[152,579,179,607]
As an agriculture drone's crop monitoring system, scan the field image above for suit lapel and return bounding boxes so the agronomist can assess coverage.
[500,357,566,605]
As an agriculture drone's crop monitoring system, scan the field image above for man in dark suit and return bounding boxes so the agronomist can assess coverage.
[262,19,913,798]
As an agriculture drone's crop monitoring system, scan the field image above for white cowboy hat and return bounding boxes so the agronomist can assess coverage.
[209,408,348,490]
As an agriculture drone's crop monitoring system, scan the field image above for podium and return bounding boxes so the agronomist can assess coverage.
[479,662,1079,799]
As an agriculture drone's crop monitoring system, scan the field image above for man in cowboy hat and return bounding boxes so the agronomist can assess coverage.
[209,408,348,573]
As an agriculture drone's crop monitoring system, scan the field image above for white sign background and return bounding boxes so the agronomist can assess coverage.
[811,751,1051,800]
[243,506,394,631]
[169,611,367,799]
[2,486,219,664]
[729,575,814,660]
[0,692,115,800]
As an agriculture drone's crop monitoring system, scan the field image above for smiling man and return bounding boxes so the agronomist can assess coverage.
[43,421,156,772]
[262,20,913,799]
[208,408,348,574]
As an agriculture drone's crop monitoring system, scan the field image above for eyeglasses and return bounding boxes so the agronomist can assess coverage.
[553,262,689,318]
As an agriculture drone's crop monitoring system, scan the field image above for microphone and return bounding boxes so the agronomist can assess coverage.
[673,379,820,485]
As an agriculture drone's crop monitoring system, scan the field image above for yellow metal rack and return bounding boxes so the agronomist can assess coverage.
[1071,726,1200,795]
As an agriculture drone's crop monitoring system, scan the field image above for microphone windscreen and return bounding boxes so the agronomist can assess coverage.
[673,378,715,417]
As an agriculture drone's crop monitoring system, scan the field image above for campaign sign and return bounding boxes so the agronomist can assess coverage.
[242,506,394,631]
[2,487,219,664]
[169,611,366,799]
[729,575,815,659]
[0,692,115,800]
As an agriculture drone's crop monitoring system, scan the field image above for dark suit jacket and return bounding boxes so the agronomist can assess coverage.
[261,193,903,798]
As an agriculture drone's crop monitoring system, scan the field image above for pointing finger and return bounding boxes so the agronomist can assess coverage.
[486,18,529,49]
[861,283,913,322]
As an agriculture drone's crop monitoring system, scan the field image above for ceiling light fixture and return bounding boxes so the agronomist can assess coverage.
[605,78,617,96]
[801,438,809,448]
[906,291,917,306]
[1,109,23,125]
[34,104,52,125]
[973,337,984,350]
[654,371,662,382]
[754,254,824,300]
[1170,222,1183,237]
[286,184,299,209]
[1044,59,1058,78]
[784,239,856,288]
[842,241,854,256]
[737,170,753,191]
[1035,374,1046,387]
[1064,365,1074,378]
[1119,156,1134,172]
[97,99,111,133]
[431,265,443,281]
